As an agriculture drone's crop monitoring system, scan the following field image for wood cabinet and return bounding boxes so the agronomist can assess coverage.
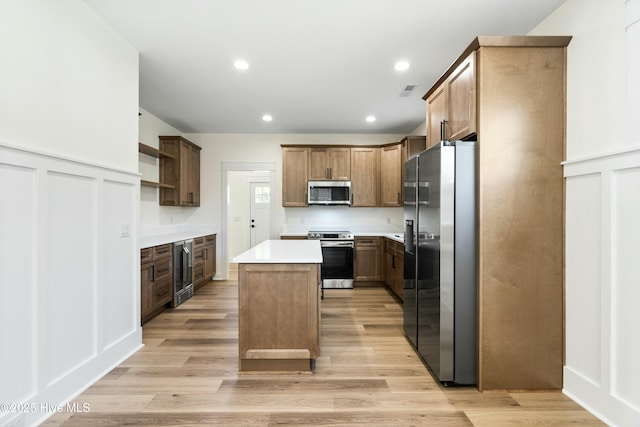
[281,140,424,208]
[401,135,427,161]
[308,147,350,180]
[354,236,384,281]
[193,234,216,290]
[426,51,476,147]
[422,35,571,391]
[159,136,201,206]
[238,262,320,371]
[350,147,379,207]
[384,238,404,300]
[140,243,173,325]
[204,234,216,284]
[282,146,308,207]
[380,143,402,207]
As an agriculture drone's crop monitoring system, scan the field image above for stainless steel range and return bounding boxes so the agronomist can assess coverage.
[307,231,354,290]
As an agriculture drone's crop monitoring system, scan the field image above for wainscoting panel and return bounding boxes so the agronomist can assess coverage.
[45,171,98,385]
[564,173,602,383]
[563,147,640,427]
[611,167,640,409]
[101,179,138,350]
[0,143,142,427]
[0,163,38,404]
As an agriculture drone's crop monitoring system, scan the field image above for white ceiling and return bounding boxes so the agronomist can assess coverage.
[83,0,565,134]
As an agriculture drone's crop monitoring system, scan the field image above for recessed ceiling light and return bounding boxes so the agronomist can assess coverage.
[366,115,376,123]
[394,61,410,71]
[234,59,249,70]
[262,114,273,122]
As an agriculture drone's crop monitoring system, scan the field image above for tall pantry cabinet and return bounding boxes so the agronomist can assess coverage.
[423,36,571,391]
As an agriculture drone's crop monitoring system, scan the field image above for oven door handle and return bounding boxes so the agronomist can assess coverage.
[320,241,354,248]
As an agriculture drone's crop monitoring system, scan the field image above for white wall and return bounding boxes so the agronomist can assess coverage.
[531,1,640,426]
[0,2,140,426]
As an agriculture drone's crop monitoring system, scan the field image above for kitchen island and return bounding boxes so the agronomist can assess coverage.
[232,239,322,371]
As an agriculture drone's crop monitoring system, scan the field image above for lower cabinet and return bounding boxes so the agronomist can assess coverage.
[140,243,173,325]
[354,236,384,281]
[384,238,404,300]
[238,262,320,371]
[193,234,216,290]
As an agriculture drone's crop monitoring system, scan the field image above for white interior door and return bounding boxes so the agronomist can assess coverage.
[250,182,270,247]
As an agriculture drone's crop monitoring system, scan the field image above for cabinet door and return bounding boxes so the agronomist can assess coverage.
[308,148,329,180]
[140,262,154,320]
[394,252,404,301]
[427,85,448,148]
[153,277,173,309]
[354,237,383,281]
[447,51,476,141]
[160,136,201,207]
[308,147,351,180]
[282,147,308,206]
[204,242,216,280]
[380,143,402,207]
[385,248,394,288]
[350,147,379,207]
[327,148,351,180]
[189,145,201,206]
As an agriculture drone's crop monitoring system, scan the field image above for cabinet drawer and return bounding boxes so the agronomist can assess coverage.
[355,237,381,247]
[205,234,216,244]
[153,244,172,260]
[153,278,172,306]
[141,248,153,263]
[193,247,204,265]
[154,258,172,281]
[193,263,204,283]
[193,236,205,248]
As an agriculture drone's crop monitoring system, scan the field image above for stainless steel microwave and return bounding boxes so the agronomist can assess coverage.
[308,181,351,206]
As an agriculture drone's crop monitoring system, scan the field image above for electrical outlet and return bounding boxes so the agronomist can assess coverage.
[119,222,130,238]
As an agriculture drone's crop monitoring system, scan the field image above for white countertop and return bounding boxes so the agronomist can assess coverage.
[140,226,218,248]
[232,239,322,264]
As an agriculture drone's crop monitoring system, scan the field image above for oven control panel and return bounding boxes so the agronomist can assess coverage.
[307,231,354,240]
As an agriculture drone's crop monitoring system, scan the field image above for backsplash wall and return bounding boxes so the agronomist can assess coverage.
[283,206,404,233]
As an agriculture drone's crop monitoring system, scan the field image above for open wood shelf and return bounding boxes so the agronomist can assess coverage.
[138,142,175,159]
[141,179,175,189]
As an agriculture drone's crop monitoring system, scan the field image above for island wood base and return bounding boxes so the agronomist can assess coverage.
[238,263,321,372]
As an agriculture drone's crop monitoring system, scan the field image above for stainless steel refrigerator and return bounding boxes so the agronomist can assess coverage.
[403,141,477,385]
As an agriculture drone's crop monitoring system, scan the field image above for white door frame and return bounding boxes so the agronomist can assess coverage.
[221,162,276,279]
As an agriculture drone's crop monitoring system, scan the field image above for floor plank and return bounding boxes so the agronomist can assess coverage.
[42,279,605,426]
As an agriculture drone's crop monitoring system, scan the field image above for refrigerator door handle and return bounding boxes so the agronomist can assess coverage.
[405,220,415,254]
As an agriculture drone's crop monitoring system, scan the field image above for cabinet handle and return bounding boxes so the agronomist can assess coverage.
[392,255,395,269]
[151,265,155,282]
[397,192,401,204]
[205,248,208,259]
[329,167,332,179]
[326,168,329,179]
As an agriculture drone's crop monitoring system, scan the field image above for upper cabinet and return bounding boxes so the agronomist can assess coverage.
[159,136,201,207]
[350,147,379,207]
[380,143,402,207]
[308,147,350,180]
[282,146,309,207]
[282,140,423,208]
[426,51,476,147]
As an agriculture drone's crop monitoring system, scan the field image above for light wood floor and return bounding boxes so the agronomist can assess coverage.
[43,278,604,426]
